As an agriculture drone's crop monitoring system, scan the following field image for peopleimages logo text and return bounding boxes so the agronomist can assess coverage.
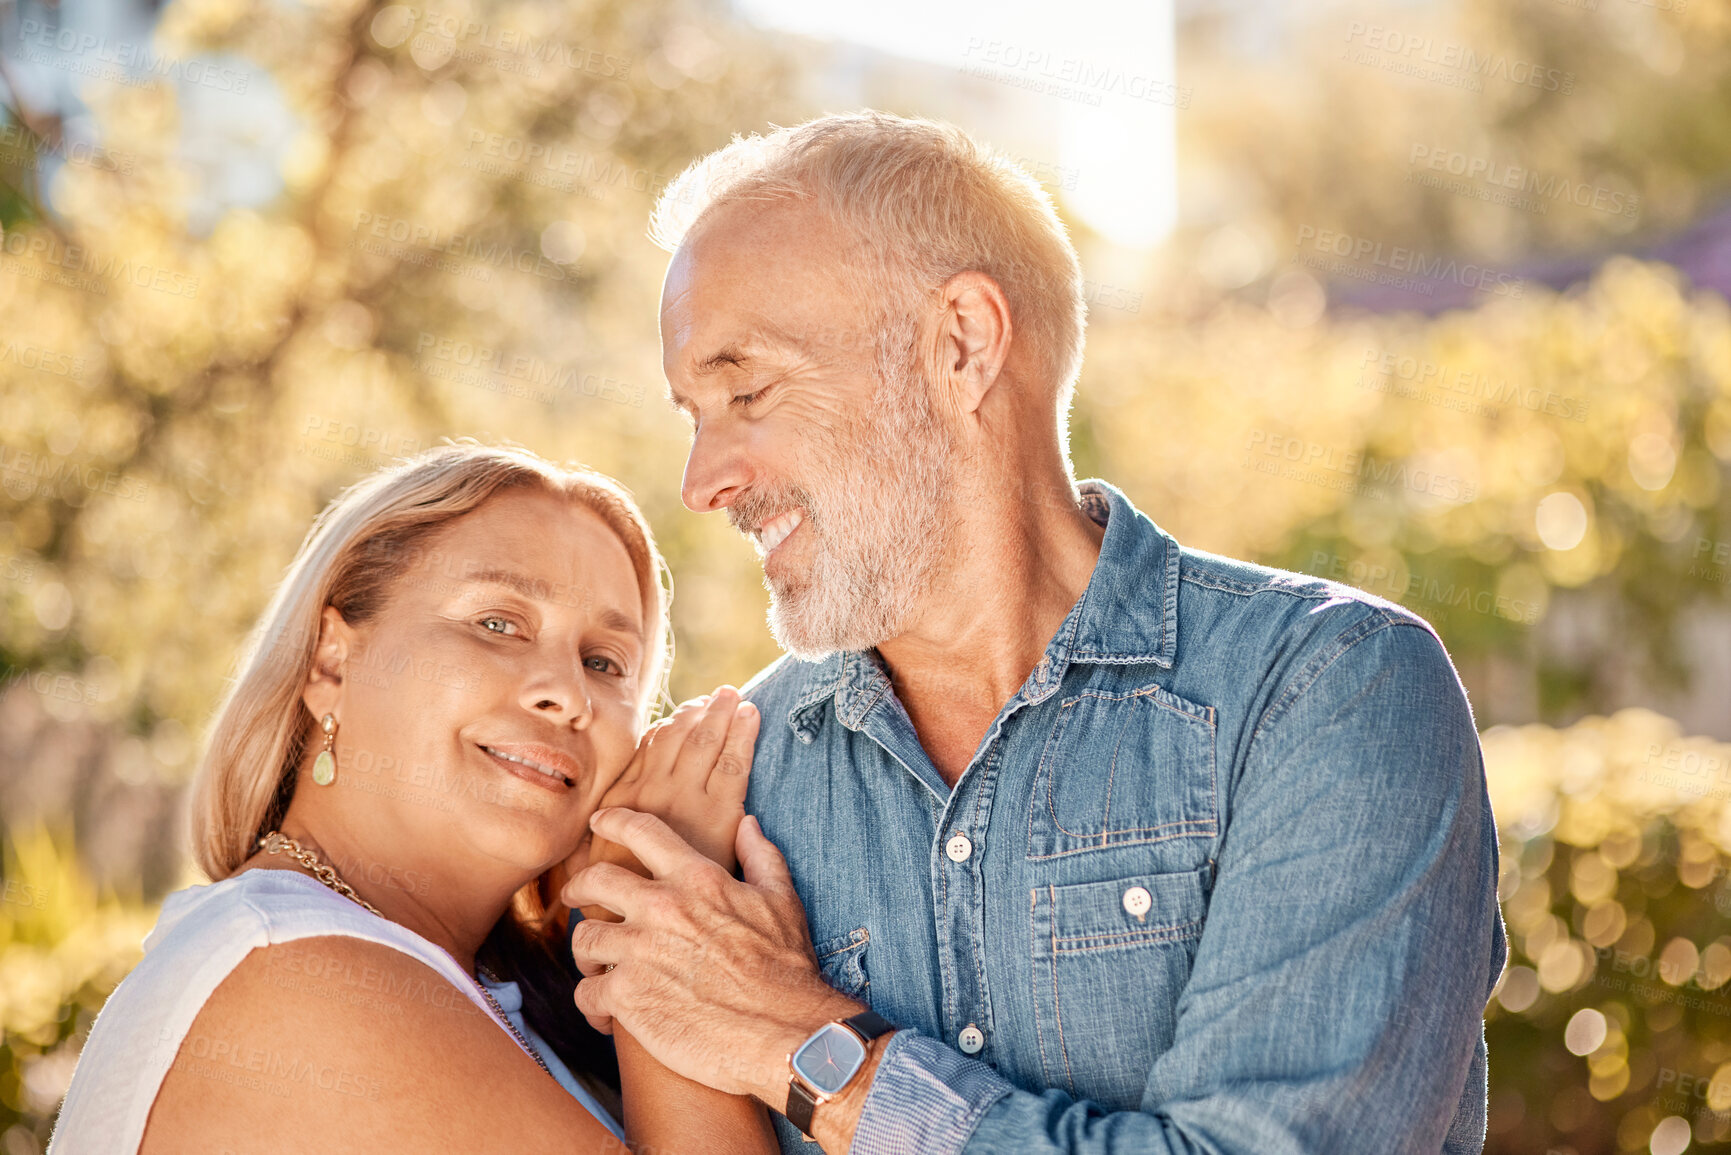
[380,7,631,76]
[1294,225,1525,298]
[1409,145,1639,219]
[17,20,249,92]
[1343,22,1575,94]
[960,38,1191,109]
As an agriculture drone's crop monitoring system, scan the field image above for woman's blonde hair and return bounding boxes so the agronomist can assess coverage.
[190,439,674,882]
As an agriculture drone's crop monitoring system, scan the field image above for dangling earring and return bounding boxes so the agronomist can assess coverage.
[312,713,338,786]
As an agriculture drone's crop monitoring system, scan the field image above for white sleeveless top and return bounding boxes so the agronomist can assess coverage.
[47,869,624,1153]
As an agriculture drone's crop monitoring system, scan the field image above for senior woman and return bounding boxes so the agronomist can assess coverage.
[48,442,779,1154]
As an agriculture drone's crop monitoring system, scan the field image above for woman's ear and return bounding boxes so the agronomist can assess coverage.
[301,604,355,722]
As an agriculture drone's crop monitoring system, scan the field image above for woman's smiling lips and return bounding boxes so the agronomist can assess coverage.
[477,741,581,791]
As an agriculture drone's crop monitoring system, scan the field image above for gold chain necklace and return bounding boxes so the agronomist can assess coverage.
[256,830,556,1082]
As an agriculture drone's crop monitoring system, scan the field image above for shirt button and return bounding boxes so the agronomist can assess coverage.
[957,1024,985,1054]
[945,833,973,863]
[1123,885,1152,920]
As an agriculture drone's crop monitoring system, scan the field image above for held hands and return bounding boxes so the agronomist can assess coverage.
[561,808,866,1105]
[562,686,759,926]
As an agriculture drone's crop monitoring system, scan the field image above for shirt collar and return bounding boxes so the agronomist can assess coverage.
[785,477,1180,738]
[1064,478,1179,667]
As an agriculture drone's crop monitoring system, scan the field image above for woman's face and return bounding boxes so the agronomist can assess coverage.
[302,487,648,878]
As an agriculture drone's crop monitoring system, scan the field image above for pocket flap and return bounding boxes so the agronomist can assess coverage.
[1039,867,1208,953]
[813,927,869,996]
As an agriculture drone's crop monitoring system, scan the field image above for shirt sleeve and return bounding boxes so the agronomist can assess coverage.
[850,1031,1014,1155]
[848,618,1507,1155]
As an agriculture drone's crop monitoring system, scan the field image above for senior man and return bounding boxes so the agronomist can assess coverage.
[563,111,1506,1155]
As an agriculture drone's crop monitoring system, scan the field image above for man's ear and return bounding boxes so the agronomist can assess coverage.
[935,270,1014,418]
[301,604,355,724]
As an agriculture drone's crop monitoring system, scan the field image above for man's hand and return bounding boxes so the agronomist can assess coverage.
[562,806,866,1108]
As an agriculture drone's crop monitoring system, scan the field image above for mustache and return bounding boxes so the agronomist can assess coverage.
[727,482,820,536]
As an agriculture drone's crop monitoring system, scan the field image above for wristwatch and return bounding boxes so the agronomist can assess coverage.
[784,1008,896,1139]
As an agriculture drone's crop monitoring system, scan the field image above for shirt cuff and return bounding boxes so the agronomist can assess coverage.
[850,1030,1014,1155]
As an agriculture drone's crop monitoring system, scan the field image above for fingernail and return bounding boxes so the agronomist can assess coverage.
[739,701,759,717]
[590,808,612,827]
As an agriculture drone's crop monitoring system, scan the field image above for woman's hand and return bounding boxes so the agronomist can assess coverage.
[564,686,760,925]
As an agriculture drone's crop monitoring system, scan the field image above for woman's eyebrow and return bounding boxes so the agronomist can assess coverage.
[461,567,548,599]
[462,567,643,638]
[595,607,644,639]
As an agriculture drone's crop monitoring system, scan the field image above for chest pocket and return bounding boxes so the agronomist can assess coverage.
[1027,682,1218,862]
[1030,866,1210,1109]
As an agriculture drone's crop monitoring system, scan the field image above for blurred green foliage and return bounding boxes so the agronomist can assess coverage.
[0,827,155,1149]
[1483,712,1731,1153]
[1083,256,1731,724]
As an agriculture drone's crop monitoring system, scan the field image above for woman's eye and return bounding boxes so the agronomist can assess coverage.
[478,615,521,636]
[584,655,624,675]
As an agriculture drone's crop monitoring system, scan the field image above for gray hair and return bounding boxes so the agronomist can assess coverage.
[650,111,1087,411]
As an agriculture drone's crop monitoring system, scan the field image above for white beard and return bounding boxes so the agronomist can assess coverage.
[733,363,956,661]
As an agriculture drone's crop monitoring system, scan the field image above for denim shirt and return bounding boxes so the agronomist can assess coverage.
[740,478,1506,1155]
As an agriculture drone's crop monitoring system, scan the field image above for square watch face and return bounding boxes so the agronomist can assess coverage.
[791,1023,866,1096]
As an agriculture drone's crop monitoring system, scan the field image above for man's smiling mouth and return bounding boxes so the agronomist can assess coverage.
[755,509,804,557]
